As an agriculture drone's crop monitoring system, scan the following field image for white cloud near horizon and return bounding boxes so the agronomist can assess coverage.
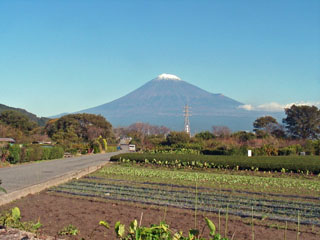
[238,101,320,112]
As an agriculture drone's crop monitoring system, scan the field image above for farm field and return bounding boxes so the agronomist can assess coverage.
[1,163,320,239]
[110,153,320,174]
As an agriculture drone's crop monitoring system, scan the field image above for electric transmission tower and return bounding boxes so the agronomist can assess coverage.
[183,104,191,136]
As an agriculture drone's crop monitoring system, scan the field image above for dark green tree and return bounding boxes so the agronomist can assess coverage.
[253,116,278,133]
[0,110,37,134]
[283,105,320,139]
[45,114,114,143]
[253,116,285,138]
[232,131,255,142]
[194,131,215,140]
[166,131,190,145]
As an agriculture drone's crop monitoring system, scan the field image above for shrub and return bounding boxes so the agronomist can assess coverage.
[232,131,255,142]
[227,145,248,156]
[106,145,117,152]
[201,148,226,155]
[166,131,190,145]
[41,147,51,160]
[8,145,64,164]
[92,141,101,154]
[67,148,78,155]
[291,144,303,154]
[25,146,43,162]
[194,131,215,140]
[201,145,248,156]
[8,145,21,164]
[49,146,64,159]
[97,137,107,151]
[304,140,315,155]
[278,146,297,156]
[261,144,278,156]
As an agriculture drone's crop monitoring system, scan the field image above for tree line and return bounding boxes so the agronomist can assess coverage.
[117,105,320,155]
[0,104,319,161]
[0,111,115,163]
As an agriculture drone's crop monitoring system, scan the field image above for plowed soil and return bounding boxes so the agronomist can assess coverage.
[1,191,319,240]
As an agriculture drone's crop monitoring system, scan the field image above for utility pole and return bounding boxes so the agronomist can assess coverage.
[184,104,191,136]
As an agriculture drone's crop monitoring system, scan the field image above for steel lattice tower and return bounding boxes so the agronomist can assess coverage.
[184,104,191,136]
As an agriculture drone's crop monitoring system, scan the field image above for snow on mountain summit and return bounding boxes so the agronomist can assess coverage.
[154,73,181,81]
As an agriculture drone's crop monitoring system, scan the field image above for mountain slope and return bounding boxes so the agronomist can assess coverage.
[79,74,266,131]
[0,104,49,126]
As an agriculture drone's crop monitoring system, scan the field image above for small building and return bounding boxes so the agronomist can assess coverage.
[119,137,132,145]
[32,141,52,145]
[128,144,136,152]
[0,138,15,147]
[0,138,15,143]
[119,137,132,151]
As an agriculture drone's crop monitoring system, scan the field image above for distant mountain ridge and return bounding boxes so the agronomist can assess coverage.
[0,104,49,126]
[77,73,272,131]
[48,112,69,119]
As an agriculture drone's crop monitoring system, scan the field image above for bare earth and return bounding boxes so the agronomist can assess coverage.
[0,191,319,240]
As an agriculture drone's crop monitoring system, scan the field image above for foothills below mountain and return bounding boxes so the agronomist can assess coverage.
[0,104,49,126]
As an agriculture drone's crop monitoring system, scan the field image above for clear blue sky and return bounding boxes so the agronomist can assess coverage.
[0,0,319,117]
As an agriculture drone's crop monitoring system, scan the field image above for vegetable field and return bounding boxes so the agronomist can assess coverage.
[48,164,320,228]
[110,153,320,173]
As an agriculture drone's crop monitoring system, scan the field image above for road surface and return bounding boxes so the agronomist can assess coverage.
[0,151,123,195]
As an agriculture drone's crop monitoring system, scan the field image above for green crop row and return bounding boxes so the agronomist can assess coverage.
[97,165,320,195]
[110,153,320,174]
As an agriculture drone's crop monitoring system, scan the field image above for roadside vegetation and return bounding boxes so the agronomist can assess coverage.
[0,111,116,165]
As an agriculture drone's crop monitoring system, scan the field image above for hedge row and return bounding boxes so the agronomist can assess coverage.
[110,153,320,174]
[8,145,64,164]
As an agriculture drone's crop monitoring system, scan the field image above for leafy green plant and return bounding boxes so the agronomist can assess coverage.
[0,207,42,233]
[58,224,79,236]
[96,217,229,240]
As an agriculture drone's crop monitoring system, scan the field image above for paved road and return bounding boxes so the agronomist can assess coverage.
[0,151,123,195]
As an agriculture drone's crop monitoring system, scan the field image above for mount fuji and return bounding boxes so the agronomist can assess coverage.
[77,74,270,132]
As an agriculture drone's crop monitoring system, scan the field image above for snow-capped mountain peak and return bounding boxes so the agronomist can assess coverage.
[154,73,181,81]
